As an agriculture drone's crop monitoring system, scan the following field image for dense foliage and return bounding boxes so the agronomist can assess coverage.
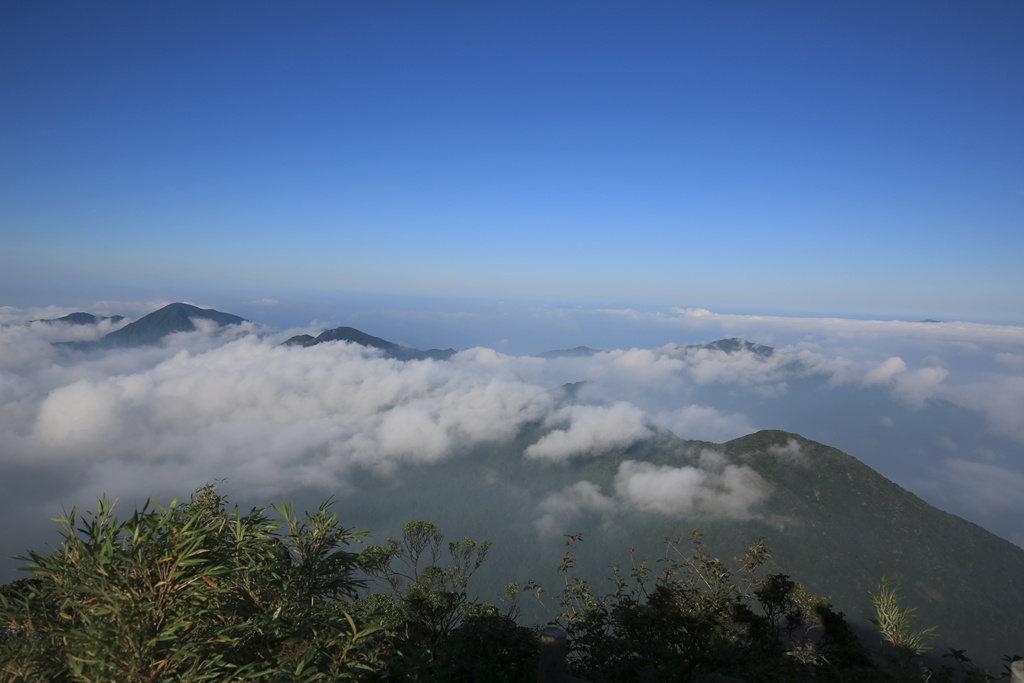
[0,485,1017,682]
[526,531,876,682]
[0,485,388,681]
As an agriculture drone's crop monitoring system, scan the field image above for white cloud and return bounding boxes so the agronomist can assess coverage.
[452,346,510,366]
[943,376,1024,444]
[35,379,125,453]
[0,323,58,372]
[864,357,908,386]
[534,449,769,536]
[524,402,653,462]
[603,347,687,381]
[671,345,791,386]
[12,336,558,496]
[614,454,768,520]
[534,481,618,538]
[892,366,949,405]
[765,439,808,466]
[675,307,713,318]
[839,356,948,406]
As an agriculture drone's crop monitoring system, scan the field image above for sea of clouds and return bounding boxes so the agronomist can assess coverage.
[1,301,1023,580]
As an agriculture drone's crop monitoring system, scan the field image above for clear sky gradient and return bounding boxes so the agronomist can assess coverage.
[2,1,1022,322]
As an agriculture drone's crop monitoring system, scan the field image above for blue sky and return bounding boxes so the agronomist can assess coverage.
[2,1,1023,321]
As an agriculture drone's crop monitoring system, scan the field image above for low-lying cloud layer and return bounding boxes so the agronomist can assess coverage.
[2,302,1023,579]
[525,402,652,462]
[533,449,770,538]
[615,451,768,520]
[18,340,556,490]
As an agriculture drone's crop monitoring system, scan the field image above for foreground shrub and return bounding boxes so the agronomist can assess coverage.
[528,530,881,682]
[0,484,389,682]
[351,520,538,681]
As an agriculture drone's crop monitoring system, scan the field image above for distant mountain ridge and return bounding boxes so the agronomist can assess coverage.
[37,312,125,325]
[285,331,781,364]
[284,326,456,361]
[535,339,775,359]
[56,303,248,350]
[536,346,602,359]
[46,302,775,365]
[679,337,775,356]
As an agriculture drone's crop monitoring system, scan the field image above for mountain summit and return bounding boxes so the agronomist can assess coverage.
[680,337,775,356]
[583,429,1024,668]
[96,303,247,348]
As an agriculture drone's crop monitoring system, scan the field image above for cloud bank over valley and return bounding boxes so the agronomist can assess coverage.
[2,301,1023,580]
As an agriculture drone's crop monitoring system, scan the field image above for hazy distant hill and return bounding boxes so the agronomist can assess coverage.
[537,339,774,358]
[536,346,602,358]
[37,312,125,325]
[679,336,775,356]
[284,326,456,361]
[94,303,247,348]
